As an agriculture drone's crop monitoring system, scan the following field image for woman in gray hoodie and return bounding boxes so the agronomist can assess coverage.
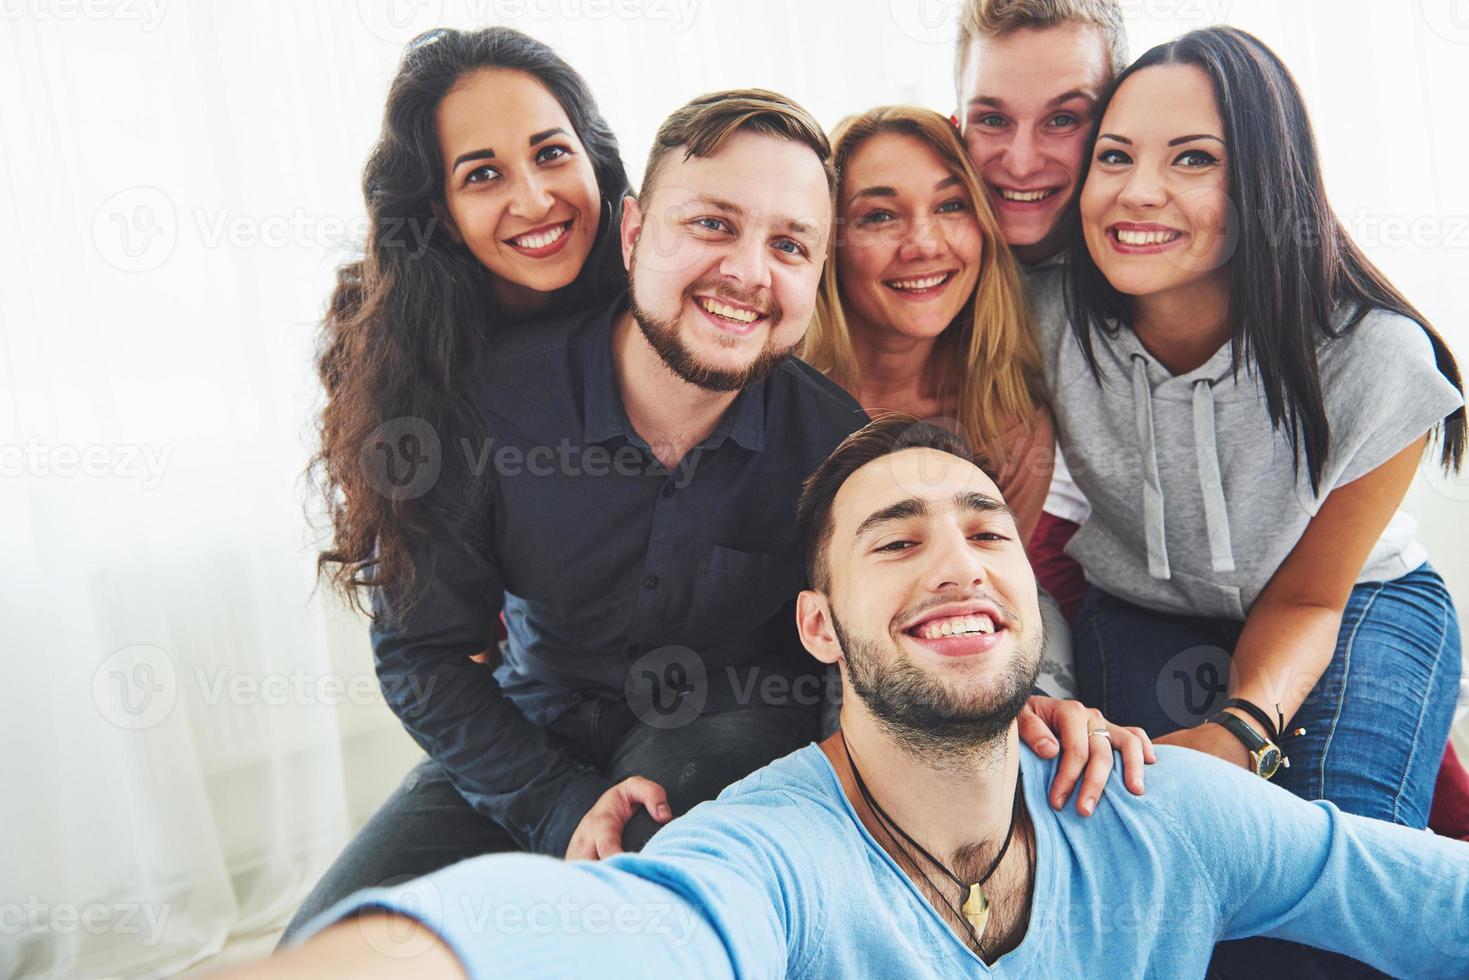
[1031,25,1465,977]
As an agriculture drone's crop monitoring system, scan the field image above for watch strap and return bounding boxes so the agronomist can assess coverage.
[1209,710,1268,754]
[1223,698,1280,741]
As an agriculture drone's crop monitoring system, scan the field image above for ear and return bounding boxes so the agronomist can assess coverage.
[796,589,843,667]
[431,199,463,245]
[619,193,642,271]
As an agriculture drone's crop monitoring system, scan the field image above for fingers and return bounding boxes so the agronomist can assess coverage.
[618,776,672,823]
[1111,726,1154,795]
[1047,700,1093,811]
[593,820,625,860]
[1016,701,1060,758]
[564,833,595,861]
[1073,719,1115,817]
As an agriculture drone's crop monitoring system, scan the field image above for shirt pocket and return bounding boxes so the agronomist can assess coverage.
[687,544,805,637]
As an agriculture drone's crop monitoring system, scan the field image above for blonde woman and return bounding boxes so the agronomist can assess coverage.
[805,105,1073,696]
[806,106,1054,544]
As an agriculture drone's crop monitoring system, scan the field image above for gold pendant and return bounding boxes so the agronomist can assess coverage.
[961,883,989,942]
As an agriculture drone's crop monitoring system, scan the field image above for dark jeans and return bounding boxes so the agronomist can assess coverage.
[278,696,819,947]
[1074,562,1461,980]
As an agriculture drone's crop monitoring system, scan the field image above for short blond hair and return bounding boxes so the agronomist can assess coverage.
[955,0,1129,89]
[639,88,835,202]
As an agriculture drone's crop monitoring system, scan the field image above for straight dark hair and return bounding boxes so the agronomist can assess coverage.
[1062,25,1464,493]
[310,27,630,619]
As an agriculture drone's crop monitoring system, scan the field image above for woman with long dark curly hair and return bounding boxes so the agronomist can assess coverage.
[311,26,628,624]
[293,25,629,940]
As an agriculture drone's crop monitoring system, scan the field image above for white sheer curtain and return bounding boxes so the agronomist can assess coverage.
[4,1,1466,976]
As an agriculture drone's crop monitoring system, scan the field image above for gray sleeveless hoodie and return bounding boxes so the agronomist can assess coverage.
[1030,266,1462,619]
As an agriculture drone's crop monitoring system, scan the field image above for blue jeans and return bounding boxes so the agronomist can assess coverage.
[278,696,818,947]
[1074,562,1461,978]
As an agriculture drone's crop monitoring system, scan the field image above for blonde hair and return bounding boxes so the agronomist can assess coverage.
[804,106,1043,458]
[955,0,1129,88]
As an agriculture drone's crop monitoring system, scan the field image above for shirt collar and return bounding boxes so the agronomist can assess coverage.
[580,293,768,453]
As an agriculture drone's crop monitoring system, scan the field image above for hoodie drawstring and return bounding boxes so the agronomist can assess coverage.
[1130,355,1236,580]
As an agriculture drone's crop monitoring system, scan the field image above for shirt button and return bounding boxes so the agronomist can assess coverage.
[643,575,660,590]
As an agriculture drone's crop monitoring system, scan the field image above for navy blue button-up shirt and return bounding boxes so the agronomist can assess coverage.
[370,295,866,856]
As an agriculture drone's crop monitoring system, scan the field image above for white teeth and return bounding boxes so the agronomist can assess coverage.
[886,273,950,291]
[1001,189,1052,202]
[510,223,567,249]
[1115,228,1181,246]
[697,298,760,323]
[915,613,998,640]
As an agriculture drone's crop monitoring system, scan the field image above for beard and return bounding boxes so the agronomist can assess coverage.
[831,604,1042,762]
[626,250,797,393]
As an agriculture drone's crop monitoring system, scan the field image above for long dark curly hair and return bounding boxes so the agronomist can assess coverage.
[310,26,629,619]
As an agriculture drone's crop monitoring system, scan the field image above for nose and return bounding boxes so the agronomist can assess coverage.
[920,523,989,595]
[717,230,773,291]
[897,212,945,263]
[507,170,555,221]
[1002,128,1045,182]
[1117,164,1167,212]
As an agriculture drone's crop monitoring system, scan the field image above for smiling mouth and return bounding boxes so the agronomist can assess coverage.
[993,185,1061,205]
[883,270,957,297]
[1107,225,1188,253]
[1111,227,1184,246]
[505,220,573,253]
[695,295,768,330]
[904,612,1000,641]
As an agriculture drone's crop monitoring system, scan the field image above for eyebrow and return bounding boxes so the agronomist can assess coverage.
[847,174,962,207]
[1097,133,1227,147]
[688,193,819,238]
[452,147,495,170]
[450,127,571,172]
[967,89,1095,110]
[852,491,1015,541]
[529,126,568,145]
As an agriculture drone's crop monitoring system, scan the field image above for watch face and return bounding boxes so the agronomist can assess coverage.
[1257,747,1283,780]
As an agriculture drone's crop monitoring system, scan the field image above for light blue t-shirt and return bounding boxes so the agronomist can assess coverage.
[296,744,1469,978]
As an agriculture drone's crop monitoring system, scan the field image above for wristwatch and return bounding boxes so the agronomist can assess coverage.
[1207,710,1288,780]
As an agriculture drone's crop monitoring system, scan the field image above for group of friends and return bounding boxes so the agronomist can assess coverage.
[234,1,1468,976]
